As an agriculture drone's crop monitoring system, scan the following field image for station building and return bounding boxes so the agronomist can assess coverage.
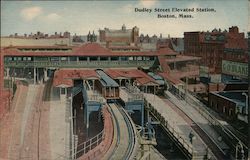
[209,90,248,123]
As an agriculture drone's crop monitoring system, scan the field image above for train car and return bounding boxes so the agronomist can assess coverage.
[95,69,119,100]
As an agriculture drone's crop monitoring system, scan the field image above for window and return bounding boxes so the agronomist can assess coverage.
[89,56,98,61]
[100,57,108,61]
[79,57,87,61]
[69,57,77,61]
[50,57,60,61]
[61,57,67,61]
[120,56,128,61]
[128,57,133,61]
[211,101,213,107]
[149,56,155,60]
[229,109,233,116]
[137,56,143,61]
[61,88,65,94]
[111,57,119,61]
[223,106,226,113]
[4,57,12,61]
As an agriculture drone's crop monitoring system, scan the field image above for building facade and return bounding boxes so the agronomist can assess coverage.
[99,25,139,45]
[184,26,247,73]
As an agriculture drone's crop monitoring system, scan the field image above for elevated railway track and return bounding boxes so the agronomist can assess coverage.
[106,103,138,160]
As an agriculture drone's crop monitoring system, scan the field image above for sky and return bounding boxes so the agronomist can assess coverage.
[1,0,249,37]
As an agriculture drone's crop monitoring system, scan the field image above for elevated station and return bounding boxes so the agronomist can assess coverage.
[1,32,247,160]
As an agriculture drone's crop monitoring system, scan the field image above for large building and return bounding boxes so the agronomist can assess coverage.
[99,25,139,46]
[184,26,248,73]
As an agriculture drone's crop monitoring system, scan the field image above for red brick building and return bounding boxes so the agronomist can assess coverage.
[209,91,248,122]
[184,26,247,73]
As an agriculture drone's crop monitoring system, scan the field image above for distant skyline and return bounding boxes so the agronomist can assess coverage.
[1,0,249,37]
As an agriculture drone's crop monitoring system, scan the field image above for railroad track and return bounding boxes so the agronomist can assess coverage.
[107,103,137,160]
[169,90,249,157]
[162,97,228,160]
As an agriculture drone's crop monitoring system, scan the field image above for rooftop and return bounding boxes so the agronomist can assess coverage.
[1,43,163,57]
[96,69,119,87]
[158,72,182,85]
[105,69,158,86]
[212,90,248,105]
[53,69,99,87]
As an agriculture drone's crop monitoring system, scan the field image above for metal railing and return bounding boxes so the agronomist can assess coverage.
[169,85,248,157]
[165,91,220,159]
[75,129,105,156]
[88,94,104,103]
[68,94,76,160]
[4,60,154,68]
[145,99,196,159]
[72,84,83,97]
[70,86,105,159]
[124,84,144,101]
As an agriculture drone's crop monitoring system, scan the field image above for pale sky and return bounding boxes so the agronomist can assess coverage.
[1,0,249,37]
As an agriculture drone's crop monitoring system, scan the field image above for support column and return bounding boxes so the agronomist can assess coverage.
[65,87,68,97]
[34,67,37,84]
[119,79,122,86]
[44,68,48,81]
[98,108,101,123]
[141,103,144,130]
[128,79,131,85]
[82,79,86,89]
[92,79,95,90]
[77,57,79,63]
[86,108,89,138]
[6,68,10,78]
[59,87,61,100]
[104,87,106,97]
[109,87,111,97]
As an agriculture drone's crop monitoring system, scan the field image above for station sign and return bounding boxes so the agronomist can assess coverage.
[222,60,248,78]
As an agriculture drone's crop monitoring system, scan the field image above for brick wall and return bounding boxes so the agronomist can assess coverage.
[209,92,237,120]
[208,83,225,92]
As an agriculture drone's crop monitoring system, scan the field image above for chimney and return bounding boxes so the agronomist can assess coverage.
[106,41,110,48]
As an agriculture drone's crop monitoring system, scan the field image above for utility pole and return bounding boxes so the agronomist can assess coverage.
[185,76,188,102]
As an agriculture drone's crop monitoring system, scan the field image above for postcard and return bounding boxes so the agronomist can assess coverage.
[0,0,249,160]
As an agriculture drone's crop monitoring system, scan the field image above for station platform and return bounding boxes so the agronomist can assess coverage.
[164,91,229,152]
[119,87,143,102]
[144,93,207,158]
